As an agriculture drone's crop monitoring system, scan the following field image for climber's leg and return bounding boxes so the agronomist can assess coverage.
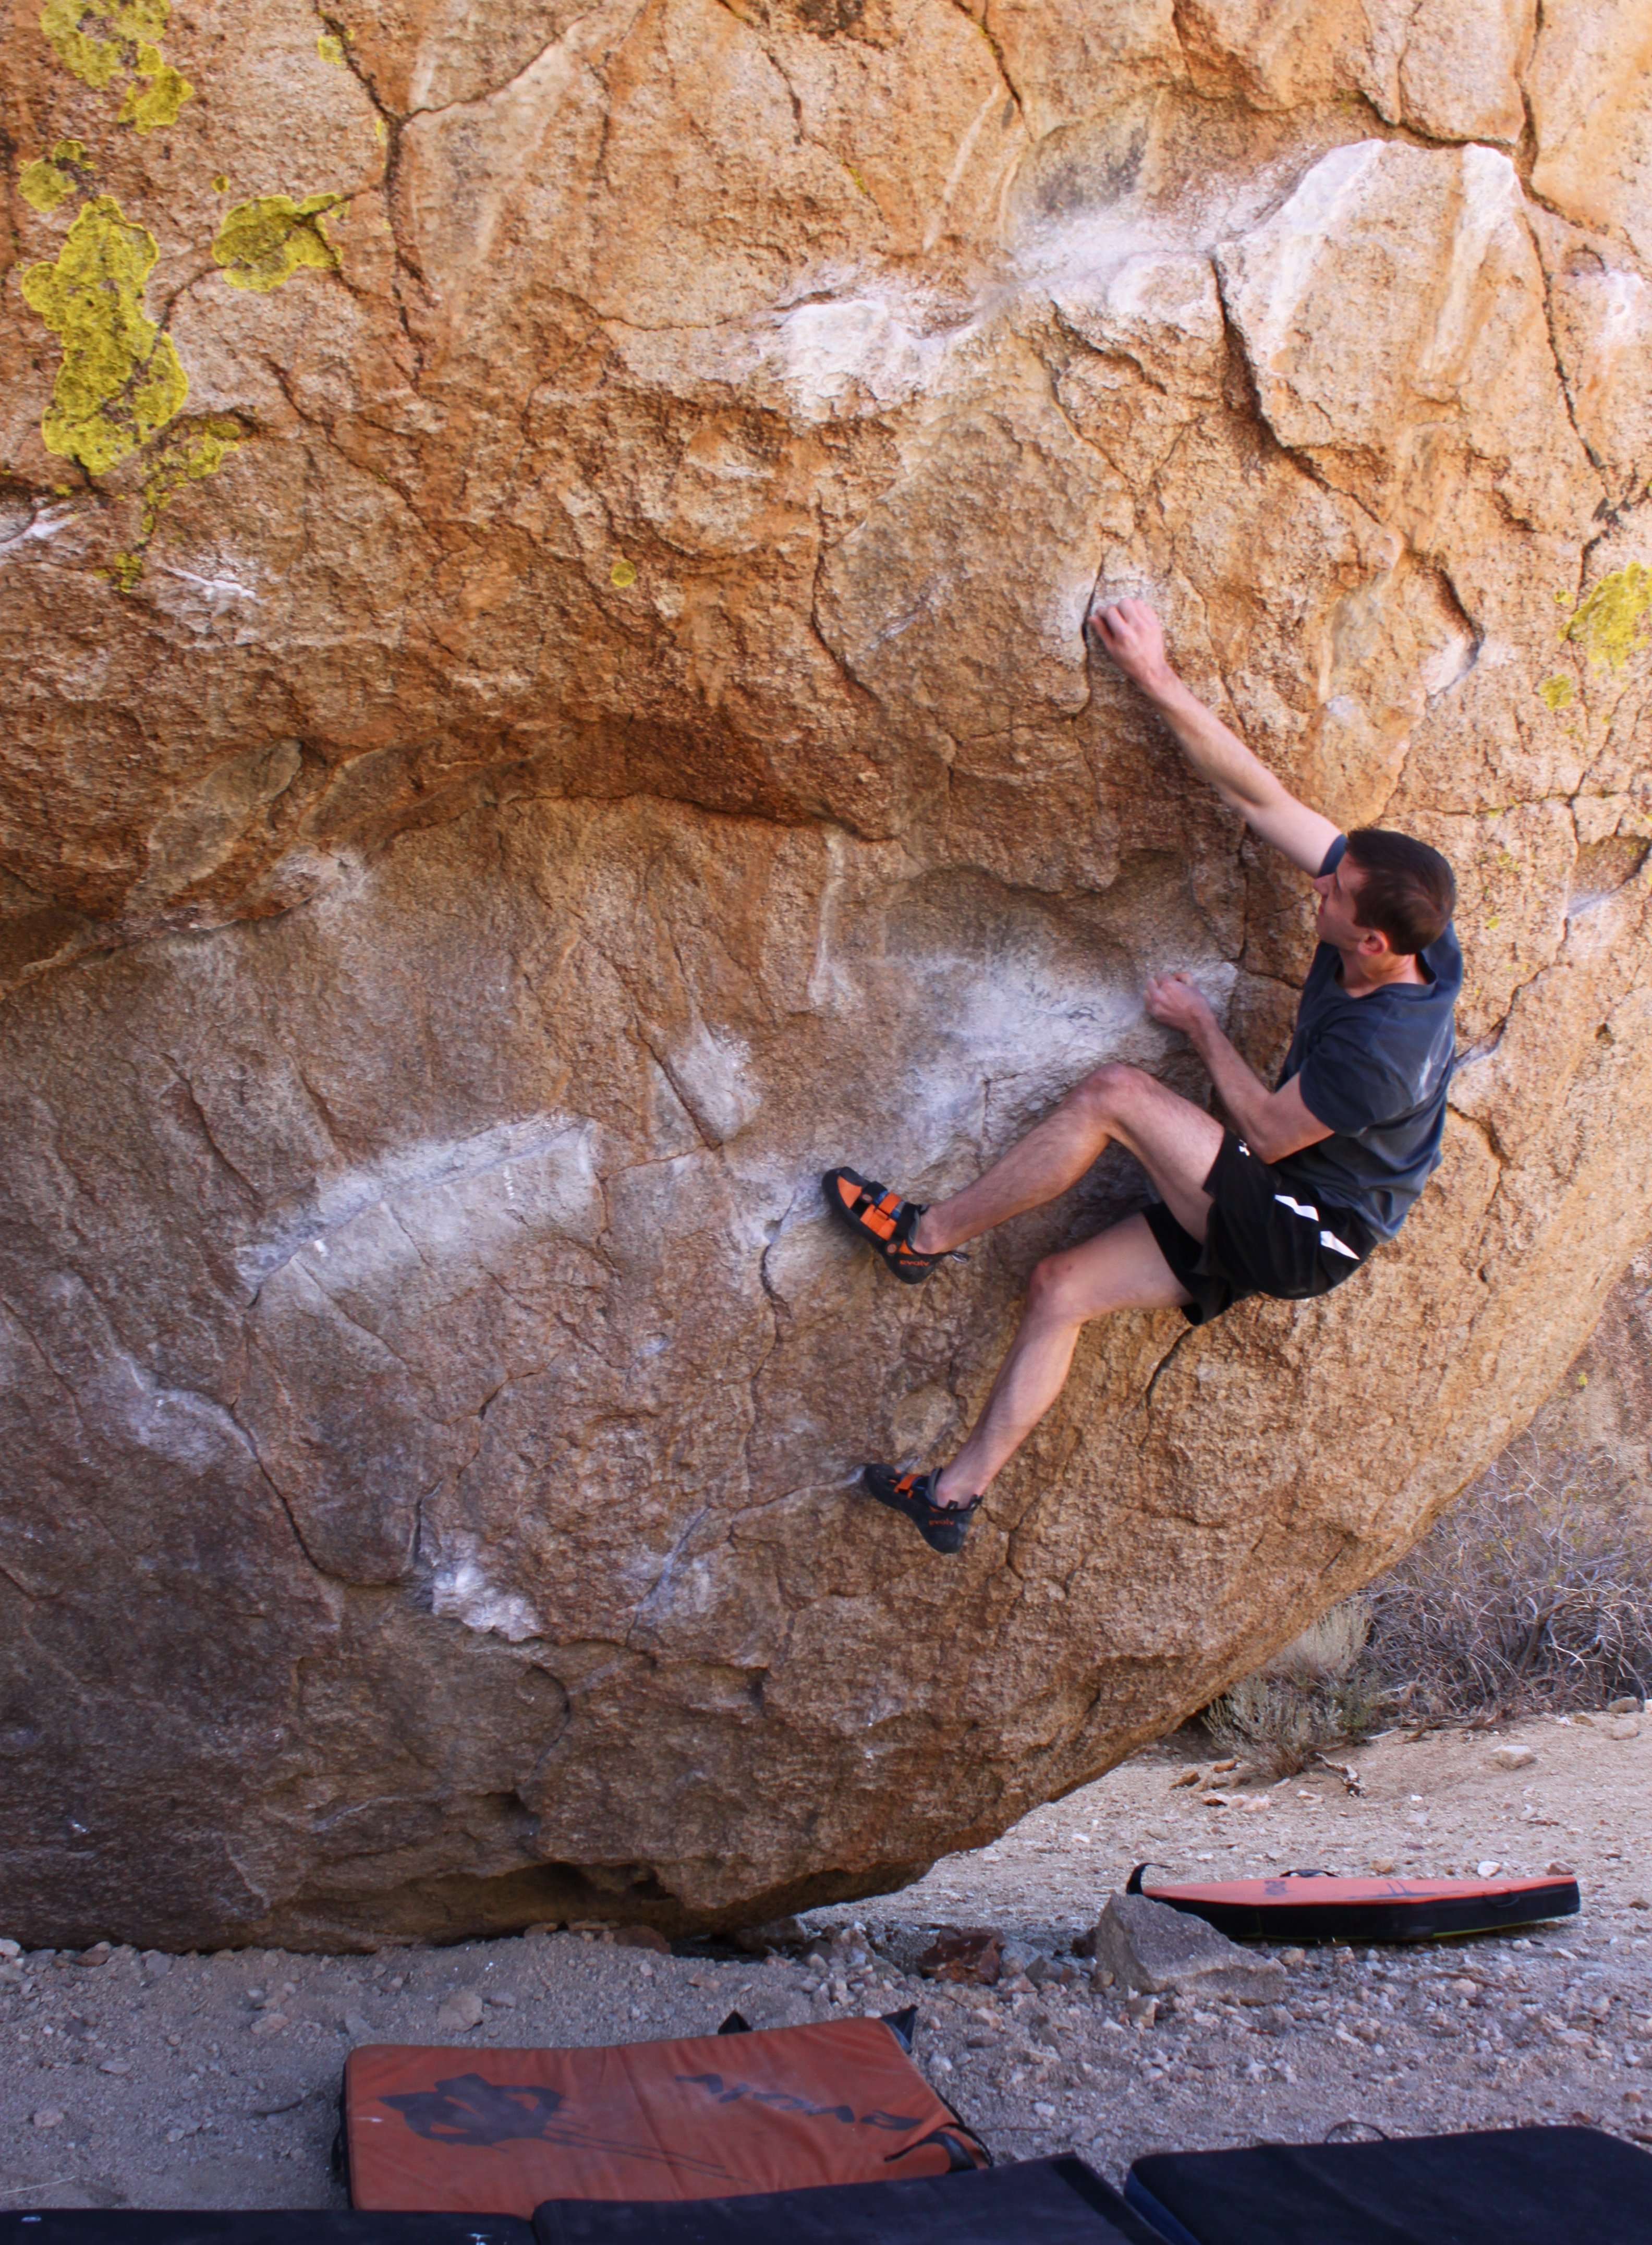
[929,1213,1191,1504]
[909,1063,1224,1256]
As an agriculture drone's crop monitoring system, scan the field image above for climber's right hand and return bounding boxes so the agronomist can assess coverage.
[1088,596,1174,697]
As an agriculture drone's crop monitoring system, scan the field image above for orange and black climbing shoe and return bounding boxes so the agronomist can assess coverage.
[822,1167,967,1285]
[861,1463,981,1555]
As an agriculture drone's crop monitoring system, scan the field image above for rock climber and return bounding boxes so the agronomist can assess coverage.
[824,596,1461,1556]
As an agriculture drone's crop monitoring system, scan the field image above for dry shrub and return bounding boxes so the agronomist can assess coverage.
[1364,1440,1652,1719]
[1202,1440,1652,1762]
[1205,1599,1380,1776]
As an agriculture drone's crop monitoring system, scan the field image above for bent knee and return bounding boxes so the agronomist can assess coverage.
[1067,1060,1151,1125]
[1026,1252,1093,1325]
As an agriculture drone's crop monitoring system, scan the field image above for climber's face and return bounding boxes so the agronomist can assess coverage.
[1313,853,1391,958]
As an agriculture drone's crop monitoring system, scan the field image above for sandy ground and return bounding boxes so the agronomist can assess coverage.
[4,1709,1649,2211]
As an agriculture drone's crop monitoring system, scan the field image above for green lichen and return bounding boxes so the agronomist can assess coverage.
[1538,673,1576,711]
[119,40,192,130]
[317,29,345,64]
[21,194,187,474]
[1566,564,1652,672]
[211,193,342,290]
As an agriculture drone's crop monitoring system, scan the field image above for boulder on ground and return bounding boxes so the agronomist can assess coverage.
[1090,1893,1287,2006]
[2,0,1650,1951]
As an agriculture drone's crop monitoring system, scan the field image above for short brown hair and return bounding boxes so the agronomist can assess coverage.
[1344,828,1456,955]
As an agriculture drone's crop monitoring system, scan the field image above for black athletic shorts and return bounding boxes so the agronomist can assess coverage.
[1144,1131,1379,1327]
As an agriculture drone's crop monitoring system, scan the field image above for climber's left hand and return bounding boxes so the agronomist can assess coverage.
[1145,971,1216,1042]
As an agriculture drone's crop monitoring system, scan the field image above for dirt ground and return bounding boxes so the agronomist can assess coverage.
[4,1709,1649,2211]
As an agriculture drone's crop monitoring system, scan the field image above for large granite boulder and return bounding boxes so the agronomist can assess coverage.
[2,0,1648,1948]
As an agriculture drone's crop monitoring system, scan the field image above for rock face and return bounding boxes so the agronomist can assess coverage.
[2,3,1650,1949]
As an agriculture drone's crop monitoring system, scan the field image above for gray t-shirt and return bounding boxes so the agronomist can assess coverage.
[1272,835,1462,1242]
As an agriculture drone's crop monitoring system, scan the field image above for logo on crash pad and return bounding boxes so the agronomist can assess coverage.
[381,2074,568,2145]
[376,2072,733,2182]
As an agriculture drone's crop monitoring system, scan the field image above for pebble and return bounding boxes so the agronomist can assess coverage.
[436,1989,486,2033]
[1493,1746,1537,1771]
[75,1943,112,1968]
[99,2059,132,2075]
[0,1939,20,1961]
[32,2108,65,2129]
[343,2012,373,2038]
[249,2011,289,2038]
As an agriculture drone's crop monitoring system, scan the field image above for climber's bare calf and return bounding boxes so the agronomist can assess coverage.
[910,1058,1224,1259]
[912,1061,1219,1505]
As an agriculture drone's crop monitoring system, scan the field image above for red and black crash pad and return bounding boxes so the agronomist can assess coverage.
[1125,1863,1580,1943]
[344,2016,988,2215]
[533,2156,1166,2242]
[0,2221,532,2245]
[1122,2125,1652,2245]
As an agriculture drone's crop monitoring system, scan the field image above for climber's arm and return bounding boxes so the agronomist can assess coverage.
[1088,598,1341,877]
[1145,975,1333,1162]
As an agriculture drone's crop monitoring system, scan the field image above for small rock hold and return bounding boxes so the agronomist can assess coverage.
[1493,1745,1537,1771]
[436,1989,486,2033]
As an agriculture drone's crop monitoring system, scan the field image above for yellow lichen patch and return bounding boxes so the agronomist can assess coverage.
[96,418,242,588]
[40,0,175,94]
[21,195,187,475]
[139,415,240,536]
[119,40,193,131]
[373,115,388,144]
[1566,564,1652,672]
[21,156,74,211]
[317,29,346,64]
[211,193,342,290]
[19,135,93,212]
[1538,673,1576,711]
[212,173,229,192]
[610,557,638,588]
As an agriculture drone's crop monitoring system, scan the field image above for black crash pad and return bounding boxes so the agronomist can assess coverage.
[534,2155,1165,2242]
[1123,2125,1652,2245]
[1,2222,532,2245]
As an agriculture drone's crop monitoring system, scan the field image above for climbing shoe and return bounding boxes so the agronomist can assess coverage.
[822,1166,967,1285]
[860,1463,981,1556]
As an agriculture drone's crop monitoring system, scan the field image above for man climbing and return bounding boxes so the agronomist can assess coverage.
[824,597,1461,1555]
